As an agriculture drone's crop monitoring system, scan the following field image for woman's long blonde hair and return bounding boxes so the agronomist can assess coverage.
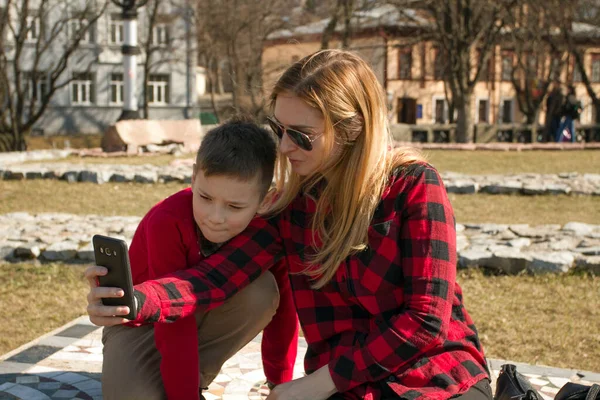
[269,49,425,289]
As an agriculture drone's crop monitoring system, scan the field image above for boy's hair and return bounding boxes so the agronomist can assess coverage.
[195,118,277,197]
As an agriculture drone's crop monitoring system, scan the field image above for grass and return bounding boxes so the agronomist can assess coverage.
[0,262,89,356]
[424,150,600,175]
[24,153,193,166]
[2,180,599,225]
[26,134,102,150]
[458,269,600,373]
[0,263,597,374]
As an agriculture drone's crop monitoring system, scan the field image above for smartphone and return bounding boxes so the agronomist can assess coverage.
[92,235,137,320]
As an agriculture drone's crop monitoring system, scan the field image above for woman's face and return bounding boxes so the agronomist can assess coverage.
[273,93,330,177]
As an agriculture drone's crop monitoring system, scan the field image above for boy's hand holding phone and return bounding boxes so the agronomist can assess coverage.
[86,235,138,326]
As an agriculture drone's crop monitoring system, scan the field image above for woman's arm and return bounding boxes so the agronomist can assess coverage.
[328,165,458,392]
[133,214,284,324]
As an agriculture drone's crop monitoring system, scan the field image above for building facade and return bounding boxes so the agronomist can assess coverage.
[1,0,196,135]
[263,5,600,128]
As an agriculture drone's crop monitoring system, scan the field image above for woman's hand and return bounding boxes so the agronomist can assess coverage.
[266,365,337,400]
[85,265,131,326]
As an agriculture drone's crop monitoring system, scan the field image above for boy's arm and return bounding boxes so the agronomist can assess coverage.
[261,259,298,385]
[145,211,200,400]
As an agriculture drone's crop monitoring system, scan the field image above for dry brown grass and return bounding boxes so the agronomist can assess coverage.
[458,269,600,373]
[0,262,89,355]
[425,150,600,175]
[2,181,599,225]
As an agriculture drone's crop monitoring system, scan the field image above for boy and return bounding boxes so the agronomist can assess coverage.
[101,120,298,400]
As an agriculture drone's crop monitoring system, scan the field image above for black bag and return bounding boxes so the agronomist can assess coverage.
[555,383,600,400]
[494,364,542,400]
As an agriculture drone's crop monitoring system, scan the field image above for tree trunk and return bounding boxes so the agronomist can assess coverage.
[455,91,474,143]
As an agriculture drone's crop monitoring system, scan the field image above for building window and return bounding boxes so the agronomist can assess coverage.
[71,72,94,105]
[433,98,447,124]
[150,23,169,46]
[501,99,514,123]
[433,48,444,81]
[592,54,600,83]
[24,71,48,102]
[109,14,124,44]
[398,48,412,80]
[478,99,489,123]
[110,73,124,105]
[147,74,169,105]
[501,52,513,81]
[71,18,93,43]
[25,15,40,42]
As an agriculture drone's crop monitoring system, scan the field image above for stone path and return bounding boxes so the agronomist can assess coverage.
[2,213,600,275]
[2,161,600,196]
[1,317,599,400]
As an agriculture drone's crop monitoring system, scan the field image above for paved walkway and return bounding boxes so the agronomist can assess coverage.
[1,317,599,400]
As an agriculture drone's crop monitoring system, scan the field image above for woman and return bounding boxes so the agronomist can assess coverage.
[87,49,491,399]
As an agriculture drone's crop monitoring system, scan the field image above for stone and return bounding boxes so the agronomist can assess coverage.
[446,180,477,194]
[457,249,492,269]
[455,223,465,233]
[545,184,571,195]
[522,183,545,195]
[562,222,596,236]
[14,242,41,259]
[549,238,581,251]
[480,224,509,235]
[80,170,111,184]
[573,247,600,256]
[77,242,95,261]
[134,172,158,184]
[528,251,575,273]
[62,170,81,183]
[487,249,533,274]
[0,245,15,260]
[480,181,522,195]
[25,170,44,179]
[109,172,135,183]
[4,170,25,180]
[508,238,532,248]
[41,241,79,261]
[575,256,600,274]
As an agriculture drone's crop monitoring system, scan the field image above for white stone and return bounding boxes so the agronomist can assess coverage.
[508,238,531,248]
[528,251,575,273]
[562,222,596,236]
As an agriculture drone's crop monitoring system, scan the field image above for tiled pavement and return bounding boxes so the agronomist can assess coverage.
[1,317,599,400]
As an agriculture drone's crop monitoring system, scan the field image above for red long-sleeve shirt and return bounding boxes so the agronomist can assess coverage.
[127,188,298,400]
[132,164,489,399]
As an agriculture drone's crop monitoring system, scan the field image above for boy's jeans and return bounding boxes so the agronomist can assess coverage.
[101,270,280,400]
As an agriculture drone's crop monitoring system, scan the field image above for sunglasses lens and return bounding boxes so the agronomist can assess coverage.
[267,119,284,139]
[287,129,312,151]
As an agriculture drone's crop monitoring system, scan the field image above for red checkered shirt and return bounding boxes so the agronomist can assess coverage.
[132,163,489,399]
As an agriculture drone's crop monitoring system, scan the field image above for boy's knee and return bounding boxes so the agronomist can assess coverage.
[237,271,280,318]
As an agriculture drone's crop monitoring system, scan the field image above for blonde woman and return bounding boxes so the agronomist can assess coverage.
[87,50,491,399]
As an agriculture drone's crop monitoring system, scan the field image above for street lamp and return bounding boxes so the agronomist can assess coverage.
[111,0,149,120]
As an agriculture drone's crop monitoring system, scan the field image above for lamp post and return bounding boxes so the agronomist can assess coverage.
[111,0,148,120]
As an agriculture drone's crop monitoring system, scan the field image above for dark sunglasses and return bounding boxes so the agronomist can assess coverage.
[266,116,322,151]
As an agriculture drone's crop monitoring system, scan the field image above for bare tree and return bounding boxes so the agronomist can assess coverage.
[321,0,356,49]
[506,2,567,136]
[390,0,518,142]
[195,0,290,119]
[555,0,600,123]
[0,0,108,151]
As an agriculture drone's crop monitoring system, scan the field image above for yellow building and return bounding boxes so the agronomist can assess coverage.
[263,5,600,129]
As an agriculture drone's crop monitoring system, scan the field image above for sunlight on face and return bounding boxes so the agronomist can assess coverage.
[273,93,329,176]
[191,168,266,243]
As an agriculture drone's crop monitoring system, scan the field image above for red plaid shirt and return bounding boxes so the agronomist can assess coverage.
[133,164,489,399]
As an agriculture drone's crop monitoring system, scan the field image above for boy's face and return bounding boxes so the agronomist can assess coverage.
[191,166,268,243]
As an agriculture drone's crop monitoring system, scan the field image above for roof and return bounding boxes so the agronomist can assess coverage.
[267,5,430,40]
